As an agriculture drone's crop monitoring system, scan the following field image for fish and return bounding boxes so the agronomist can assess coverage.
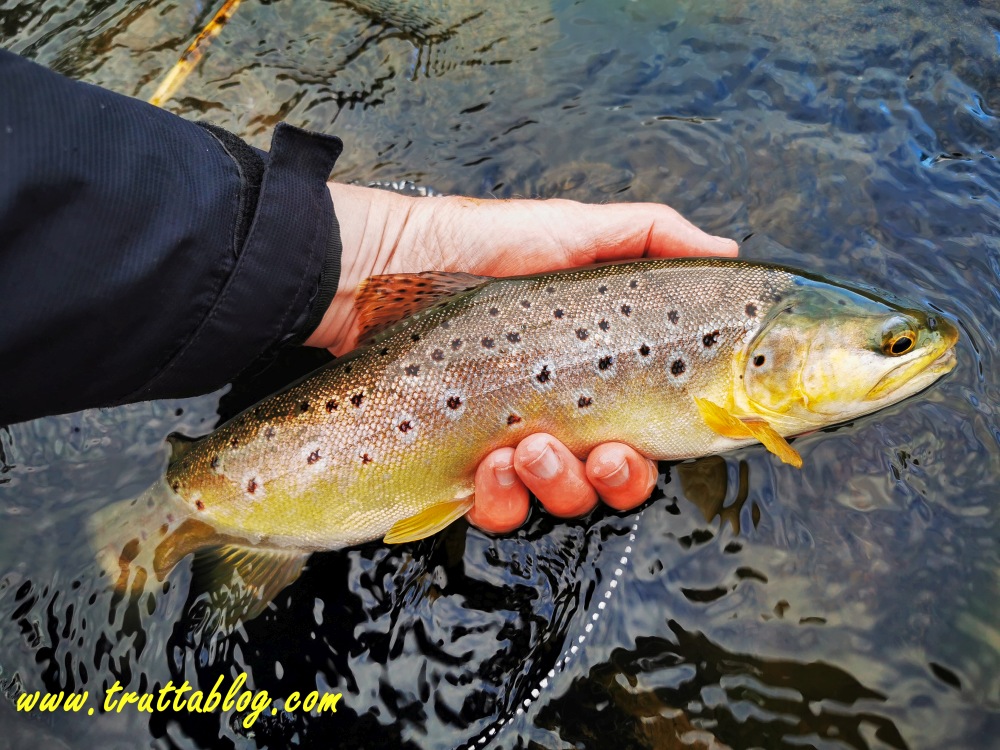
[89,258,958,615]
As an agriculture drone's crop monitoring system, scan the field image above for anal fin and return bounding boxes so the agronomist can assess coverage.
[191,545,310,622]
[384,497,475,544]
[694,397,802,468]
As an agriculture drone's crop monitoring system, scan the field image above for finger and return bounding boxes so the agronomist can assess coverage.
[586,443,659,511]
[466,448,531,533]
[584,202,739,261]
[514,434,599,518]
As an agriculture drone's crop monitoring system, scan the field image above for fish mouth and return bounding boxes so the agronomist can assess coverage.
[866,344,957,401]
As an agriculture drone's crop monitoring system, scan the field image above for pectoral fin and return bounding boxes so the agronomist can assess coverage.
[191,544,310,622]
[384,497,475,544]
[694,397,802,468]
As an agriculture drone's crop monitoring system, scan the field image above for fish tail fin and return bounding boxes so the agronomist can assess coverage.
[87,480,197,596]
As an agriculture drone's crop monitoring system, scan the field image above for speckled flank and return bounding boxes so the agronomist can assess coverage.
[164,259,794,549]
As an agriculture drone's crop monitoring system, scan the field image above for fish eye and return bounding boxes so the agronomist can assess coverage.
[882,331,916,356]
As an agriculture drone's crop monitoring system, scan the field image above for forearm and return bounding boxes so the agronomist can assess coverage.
[0,51,343,425]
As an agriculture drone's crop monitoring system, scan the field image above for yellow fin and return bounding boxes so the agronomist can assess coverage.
[191,544,310,622]
[383,497,475,544]
[694,397,802,468]
[355,271,491,344]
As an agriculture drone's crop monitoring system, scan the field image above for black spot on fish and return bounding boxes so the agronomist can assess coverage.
[507,332,521,343]
[308,450,321,464]
[599,319,610,331]
[554,309,564,319]
[264,427,275,440]
[598,355,614,371]
[671,359,686,376]
[300,401,310,413]
[344,365,352,375]
[247,478,258,494]
[361,453,372,465]
[326,399,339,412]
[229,436,239,448]
[537,365,552,383]
[621,304,632,317]
[576,328,589,341]
[754,355,766,367]
[703,330,720,347]
[405,364,420,376]
[629,279,639,289]
[411,333,421,342]
[351,392,364,407]
[521,300,531,308]
[482,337,495,349]
[639,344,651,357]
[598,285,608,294]
[447,396,462,409]
[546,286,556,294]
[195,499,205,511]
[171,481,180,493]
[380,347,389,356]
[441,320,451,329]
[451,338,463,350]
[398,420,413,433]
[668,310,679,325]
[210,456,219,470]
[578,395,593,408]
[489,307,499,316]
[745,303,757,318]
[507,414,522,425]
[432,349,445,361]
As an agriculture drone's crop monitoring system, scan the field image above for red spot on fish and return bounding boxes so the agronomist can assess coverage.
[361,453,372,464]
[537,365,551,383]
[399,420,413,433]
[578,396,593,408]
[447,396,462,409]
[668,310,679,324]
[247,478,258,494]
[405,364,420,376]
[308,450,321,464]
[351,392,364,407]
[507,414,522,425]
[195,499,205,511]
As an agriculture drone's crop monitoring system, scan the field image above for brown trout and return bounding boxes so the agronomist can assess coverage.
[91,258,957,612]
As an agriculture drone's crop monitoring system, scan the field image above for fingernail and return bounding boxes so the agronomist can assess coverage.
[525,444,560,480]
[712,236,739,254]
[598,459,630,488]
[494,463,517,488]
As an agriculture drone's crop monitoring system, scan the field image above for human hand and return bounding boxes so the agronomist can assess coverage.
[306,183,738,533]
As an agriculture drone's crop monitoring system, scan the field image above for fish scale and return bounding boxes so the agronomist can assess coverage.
[91,257,956,614]
[166,259,792,548]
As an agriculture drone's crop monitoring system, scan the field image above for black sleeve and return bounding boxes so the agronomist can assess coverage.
[0,50,344,426]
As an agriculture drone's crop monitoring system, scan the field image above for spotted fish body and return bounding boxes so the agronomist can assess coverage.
[93,258,957,603]
[166,260,790,548]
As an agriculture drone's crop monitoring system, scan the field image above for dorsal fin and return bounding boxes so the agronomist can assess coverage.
[355,271,492,344]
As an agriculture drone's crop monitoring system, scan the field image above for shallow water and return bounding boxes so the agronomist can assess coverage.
[2,0,999,748]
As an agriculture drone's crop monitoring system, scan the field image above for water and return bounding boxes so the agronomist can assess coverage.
[2,0,999,747]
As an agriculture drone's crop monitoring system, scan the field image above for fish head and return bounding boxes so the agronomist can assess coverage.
[736,281,958,430]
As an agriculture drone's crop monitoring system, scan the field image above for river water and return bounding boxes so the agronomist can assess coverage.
[1,1,998,748]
